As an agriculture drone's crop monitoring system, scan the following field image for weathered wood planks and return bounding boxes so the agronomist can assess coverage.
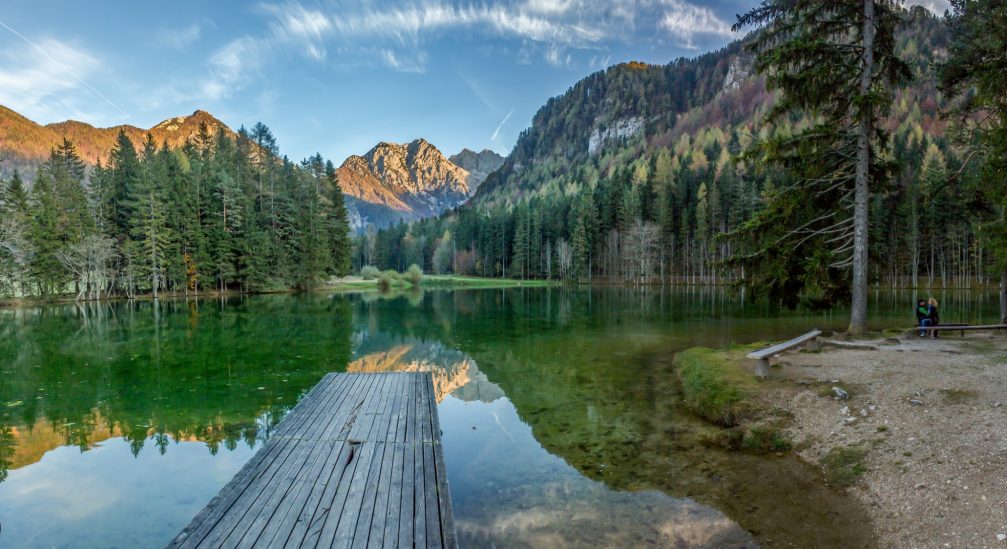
[167,372,457,549]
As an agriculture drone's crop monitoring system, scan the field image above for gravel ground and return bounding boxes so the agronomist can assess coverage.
[766,333,1007,549]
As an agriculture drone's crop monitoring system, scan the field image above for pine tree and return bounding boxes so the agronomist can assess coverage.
[128,134,173,298]
[107,130,141,241]
[325,161,352,277]
[939,0,1007,321]
[511,203,530,279]
[570,194,596,280]
[27,170,65,296]
[734,0,910,330]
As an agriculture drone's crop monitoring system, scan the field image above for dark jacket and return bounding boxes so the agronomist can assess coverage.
[928,305,939,325]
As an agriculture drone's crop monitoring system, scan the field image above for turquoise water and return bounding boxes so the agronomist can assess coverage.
[0,287,999,547]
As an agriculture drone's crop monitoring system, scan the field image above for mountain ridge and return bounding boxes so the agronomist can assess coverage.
[0,106,503,231]
[0,107,235,178]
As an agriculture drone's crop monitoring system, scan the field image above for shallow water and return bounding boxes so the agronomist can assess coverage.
[0,287,999,547]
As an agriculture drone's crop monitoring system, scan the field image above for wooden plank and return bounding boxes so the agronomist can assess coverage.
[748,329,822,359]
[354,373,406,549]
[420,374,444,548]
[299,374,388,547]
[323,374,401,547]
[302,374,393,547]
[381,377,409,548]
[397,375,418,548]
[412,374,429,548]
[276,376,403,548]
[428,376,457,549]
[273,441,354,548]
[340,377,401,547]
[171,372,456,549]
[922,324,1007,331]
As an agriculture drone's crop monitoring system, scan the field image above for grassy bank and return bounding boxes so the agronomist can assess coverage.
[328,274,557,292]
[671,344,791,452]
[0,275,557,309]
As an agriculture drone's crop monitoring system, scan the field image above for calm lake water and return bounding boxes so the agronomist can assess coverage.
[0,287,999,548]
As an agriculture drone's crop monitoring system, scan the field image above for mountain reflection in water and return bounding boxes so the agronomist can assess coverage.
[344,329,754,547]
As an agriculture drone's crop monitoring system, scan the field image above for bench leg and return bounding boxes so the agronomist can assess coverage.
[805,337,820,352]
[755,358,770,378]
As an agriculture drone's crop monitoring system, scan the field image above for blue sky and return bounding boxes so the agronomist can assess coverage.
[0,0,949,163]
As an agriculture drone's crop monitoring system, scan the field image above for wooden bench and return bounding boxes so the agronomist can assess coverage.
[747,329,823,378]
[913,324,1007,337]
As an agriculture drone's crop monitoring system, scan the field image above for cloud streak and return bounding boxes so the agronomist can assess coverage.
[0,18,127,117]
[491,108,514,141]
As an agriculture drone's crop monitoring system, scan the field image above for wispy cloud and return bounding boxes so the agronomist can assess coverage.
[202,37,266,100]
[380,49,428,73]
[491,107,514,141]
[0,20,127,121]
[658,0,733,49]
[205,0,739,92]
[589,53,613,70]
[156,22,209,51]
[248,0,677,73]
[261,3,331,60]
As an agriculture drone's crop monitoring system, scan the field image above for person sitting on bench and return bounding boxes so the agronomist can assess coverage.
[928,297,940,338]
[916,299,931,337]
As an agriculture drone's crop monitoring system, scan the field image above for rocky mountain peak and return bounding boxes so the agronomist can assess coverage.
[448,148,505,192]
[337,138,487,230]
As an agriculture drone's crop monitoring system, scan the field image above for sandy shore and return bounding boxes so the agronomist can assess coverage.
[764,332,1007,548]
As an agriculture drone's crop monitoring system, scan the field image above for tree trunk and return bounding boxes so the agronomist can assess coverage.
[1000,271,1007,324]
[849,0,875,335]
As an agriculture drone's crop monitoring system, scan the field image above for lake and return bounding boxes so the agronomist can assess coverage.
[0,287,999,547]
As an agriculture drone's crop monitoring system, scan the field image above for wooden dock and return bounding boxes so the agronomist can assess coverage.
[168,372,457,549]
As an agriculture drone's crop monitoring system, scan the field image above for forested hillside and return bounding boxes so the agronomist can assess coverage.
[0,122,352,299]
[361,8,989,297]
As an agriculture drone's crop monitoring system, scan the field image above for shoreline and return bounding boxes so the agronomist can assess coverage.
[0,275,558,310]
[756,333,1007,548]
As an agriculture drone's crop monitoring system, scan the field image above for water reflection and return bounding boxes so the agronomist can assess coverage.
[0,287,1000,547]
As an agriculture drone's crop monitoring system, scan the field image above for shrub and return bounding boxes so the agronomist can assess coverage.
[377,270,398,291]
[360,265,379,280]
[405,264,423,286]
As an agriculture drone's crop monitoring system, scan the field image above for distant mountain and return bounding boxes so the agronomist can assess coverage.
[448,148,504,193]
[0,107,235,179]
[0,105,502,232]
[338,139,494,230]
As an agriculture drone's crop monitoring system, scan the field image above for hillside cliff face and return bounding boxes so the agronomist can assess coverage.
[0,107,233,178]
[472,7,946,207]
[338,139,499,230]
